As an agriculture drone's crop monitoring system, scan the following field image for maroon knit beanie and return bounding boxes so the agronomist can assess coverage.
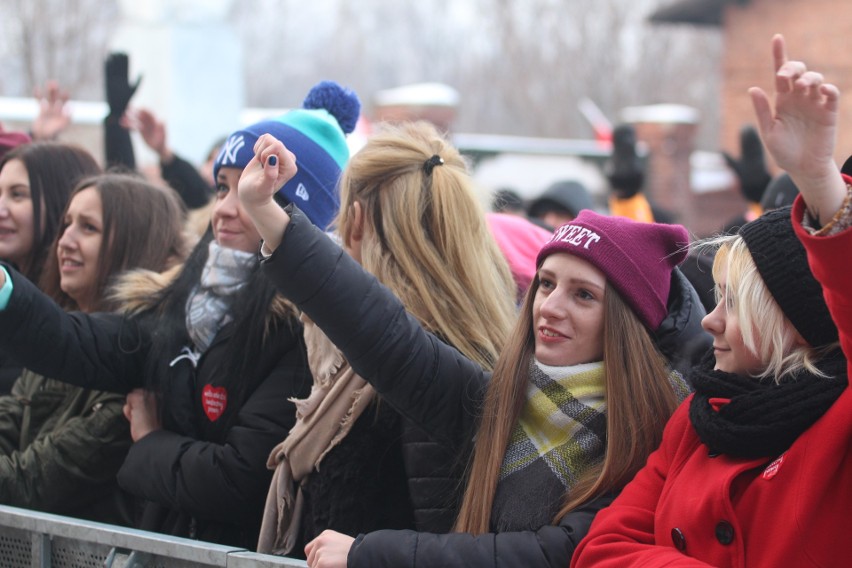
[536,210,689,331]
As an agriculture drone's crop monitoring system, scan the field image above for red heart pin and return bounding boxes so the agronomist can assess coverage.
[202,384,228,422]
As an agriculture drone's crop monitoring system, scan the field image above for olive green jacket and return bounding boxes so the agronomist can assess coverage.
[0,370,133,525]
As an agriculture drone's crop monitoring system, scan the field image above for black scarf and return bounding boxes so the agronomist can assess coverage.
[689,350,847,459]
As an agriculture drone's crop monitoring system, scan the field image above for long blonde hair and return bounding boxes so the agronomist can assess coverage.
[336,121,516,368]
[453,275,679,533]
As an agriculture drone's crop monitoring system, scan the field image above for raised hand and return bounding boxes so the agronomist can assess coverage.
[237,134,298,251]
[31,80,71,141]
[105,53,141,122]
[749,34,845,223]
[124,108,172,162]
[749,36,838,181]
[238,134,298,208]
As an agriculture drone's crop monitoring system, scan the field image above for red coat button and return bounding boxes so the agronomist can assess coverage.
[671,528,687,551]
[715,521,735,545]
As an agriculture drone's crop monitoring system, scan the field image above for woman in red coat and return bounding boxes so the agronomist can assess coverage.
[572,34,852,568]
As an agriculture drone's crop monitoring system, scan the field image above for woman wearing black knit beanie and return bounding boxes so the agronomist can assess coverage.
[574,35,852,568]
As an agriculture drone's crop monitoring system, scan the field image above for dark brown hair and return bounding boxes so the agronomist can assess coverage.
[40,173,186,312]
[0,142,101,282]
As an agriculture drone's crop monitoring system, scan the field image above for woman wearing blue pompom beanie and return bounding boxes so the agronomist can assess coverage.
[0,81,360,549]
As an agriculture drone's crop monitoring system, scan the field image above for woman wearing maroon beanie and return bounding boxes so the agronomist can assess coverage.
[572,35,851,568]
[231,132,705,568]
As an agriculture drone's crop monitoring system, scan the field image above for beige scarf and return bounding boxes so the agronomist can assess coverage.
[257,316,376,555]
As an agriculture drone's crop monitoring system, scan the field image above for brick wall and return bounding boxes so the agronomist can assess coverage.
[722,0,852,168]
[634,120,747,237]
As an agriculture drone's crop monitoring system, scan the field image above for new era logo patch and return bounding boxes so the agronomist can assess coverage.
[295,183,310,201]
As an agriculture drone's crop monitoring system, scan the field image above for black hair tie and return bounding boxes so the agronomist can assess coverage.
[423,154,444,175]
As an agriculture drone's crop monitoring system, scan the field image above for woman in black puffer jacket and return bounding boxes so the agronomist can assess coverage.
[257,121,518,557]
[237,132,709,568]
[0,82,359,549]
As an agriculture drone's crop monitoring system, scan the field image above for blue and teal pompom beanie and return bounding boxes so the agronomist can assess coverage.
[214,80,360,230]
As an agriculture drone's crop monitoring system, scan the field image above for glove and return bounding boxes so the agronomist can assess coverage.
[605,124,645,198]
[722,125,771,203]
[104,53,140,168]
[105,52,141,122]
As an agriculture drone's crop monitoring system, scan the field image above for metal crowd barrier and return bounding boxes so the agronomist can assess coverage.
[0,505,307,568]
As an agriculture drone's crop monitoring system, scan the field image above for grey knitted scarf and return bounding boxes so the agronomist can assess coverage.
[185,241,256,353]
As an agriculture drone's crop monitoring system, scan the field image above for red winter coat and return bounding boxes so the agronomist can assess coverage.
[571,194,852,568]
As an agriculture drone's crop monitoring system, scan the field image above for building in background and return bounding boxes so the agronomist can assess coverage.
[651,0,852,168]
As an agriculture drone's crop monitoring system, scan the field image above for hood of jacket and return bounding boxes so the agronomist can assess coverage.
[654,267,712,378]
[107,264,297,323]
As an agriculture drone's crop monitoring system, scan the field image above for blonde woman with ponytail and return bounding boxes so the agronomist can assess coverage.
[257,121,516,556]
[238,124,705,568]
[335,122,514,369]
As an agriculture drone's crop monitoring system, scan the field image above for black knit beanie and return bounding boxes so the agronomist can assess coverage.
[737,206,838,348]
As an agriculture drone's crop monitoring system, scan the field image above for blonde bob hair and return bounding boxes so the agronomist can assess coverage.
[710,236,834,383]
[335,121,516,369]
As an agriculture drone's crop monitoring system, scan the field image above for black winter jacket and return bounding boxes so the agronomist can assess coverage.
[160,154,214,210]
[399,417,466,533]
[0,264,311,549]
[295,397,416,553]
[294,355,467,554]
[0,351,22,395]
[655,267,712,380]
[347,493,615,568]
[261,207,705,567]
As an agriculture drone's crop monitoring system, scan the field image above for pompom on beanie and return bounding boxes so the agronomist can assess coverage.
[536,210,689,331]
[213,80,360,230]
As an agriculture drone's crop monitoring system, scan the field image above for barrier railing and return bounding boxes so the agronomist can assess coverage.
[0,505,306,568]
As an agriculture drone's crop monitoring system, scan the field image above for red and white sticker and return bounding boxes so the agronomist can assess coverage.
[762,453,786,480]
[202,384,228,422]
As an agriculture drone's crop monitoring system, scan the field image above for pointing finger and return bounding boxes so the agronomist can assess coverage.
[771,33,786,73]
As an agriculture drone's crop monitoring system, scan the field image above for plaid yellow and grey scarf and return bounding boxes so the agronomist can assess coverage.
[492,360,606,531]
